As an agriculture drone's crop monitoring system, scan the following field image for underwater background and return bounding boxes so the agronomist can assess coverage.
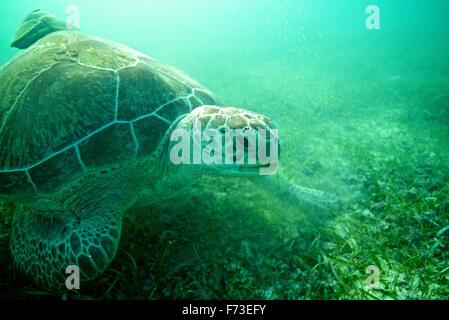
[0,0,448,299]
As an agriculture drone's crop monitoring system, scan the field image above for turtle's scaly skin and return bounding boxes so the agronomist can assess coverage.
[0,30,218,288]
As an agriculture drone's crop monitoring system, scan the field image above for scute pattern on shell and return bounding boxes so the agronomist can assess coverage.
[0,31,217,198]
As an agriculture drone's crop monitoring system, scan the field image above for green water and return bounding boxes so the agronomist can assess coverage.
[0,0,448,299]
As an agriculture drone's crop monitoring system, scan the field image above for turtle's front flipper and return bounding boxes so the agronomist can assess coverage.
[252,175,340,214]
[10,202,124,290]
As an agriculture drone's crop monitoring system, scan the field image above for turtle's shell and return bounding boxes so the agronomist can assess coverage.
[0,31,217,199]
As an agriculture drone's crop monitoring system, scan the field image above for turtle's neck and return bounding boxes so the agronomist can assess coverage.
[157,114,203,189]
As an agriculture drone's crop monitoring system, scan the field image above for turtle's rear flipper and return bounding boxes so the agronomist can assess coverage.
[10,203,123,290]
[11,9,69,49]
[254,175,340,214]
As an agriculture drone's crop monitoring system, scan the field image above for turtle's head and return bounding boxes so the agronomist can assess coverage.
[168,106,280,177]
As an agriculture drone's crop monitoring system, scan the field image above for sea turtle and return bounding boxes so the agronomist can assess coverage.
[0,10,338,289]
